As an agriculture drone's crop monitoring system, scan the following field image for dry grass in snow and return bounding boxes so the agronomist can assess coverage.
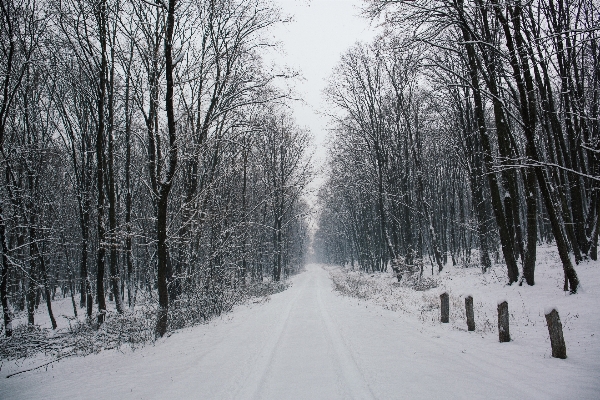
[329,244,600,350]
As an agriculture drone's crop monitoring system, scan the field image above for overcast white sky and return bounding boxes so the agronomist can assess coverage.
[262,0,378,230]
[267,0,377,163]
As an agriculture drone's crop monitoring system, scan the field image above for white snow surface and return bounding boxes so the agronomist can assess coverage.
[2,246,600,399]
[545,306,559,315]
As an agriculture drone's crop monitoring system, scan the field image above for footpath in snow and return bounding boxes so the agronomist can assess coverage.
[2,260,599,399]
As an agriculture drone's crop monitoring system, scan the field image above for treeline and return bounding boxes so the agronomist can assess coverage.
[0,0,311,338]
[315,0,598,292]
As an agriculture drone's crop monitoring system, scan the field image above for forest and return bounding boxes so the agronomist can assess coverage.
[1,0,600,397]
[0,0,311,339]
[1,0,599,360]
[315,0,599,293]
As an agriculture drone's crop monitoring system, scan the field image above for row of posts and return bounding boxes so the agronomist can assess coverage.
[439,292,567,359]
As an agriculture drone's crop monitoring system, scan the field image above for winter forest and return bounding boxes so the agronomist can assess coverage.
[317,0,599,286]
[1,0,312,337]
[1,0,600,398]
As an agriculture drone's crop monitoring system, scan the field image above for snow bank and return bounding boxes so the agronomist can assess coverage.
[1,251,599,400]
[329,244,600,371]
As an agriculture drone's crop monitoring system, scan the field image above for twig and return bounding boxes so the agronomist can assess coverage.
[6,353,73,378]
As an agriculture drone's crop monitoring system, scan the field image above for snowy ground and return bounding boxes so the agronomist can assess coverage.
[1,250,600,399]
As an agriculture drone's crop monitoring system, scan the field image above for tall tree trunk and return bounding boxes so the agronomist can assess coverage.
[155,0,178,337]
[96,0,108,324]
[524,3,581,266]
[26,239,36,326]
[0,206,12,336]
[458,15,519,283]
[475,0,524,266]
[459,92,492,272]
[80,207,92,316]
[107,36,123,314]
[495,0,578,291]
[36,238,57,329]
[124,43,134,308]
[241,145,248,284]
[493,1,539,284]
[546,0,586,261]
[523,169,537,285]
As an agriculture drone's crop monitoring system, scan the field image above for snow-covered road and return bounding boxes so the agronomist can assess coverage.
[3,264,598,399]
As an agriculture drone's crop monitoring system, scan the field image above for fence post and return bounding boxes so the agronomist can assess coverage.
[465,295,475,331]
[440,292,449,323]
[497,300,510,342]
[545,308,567,359]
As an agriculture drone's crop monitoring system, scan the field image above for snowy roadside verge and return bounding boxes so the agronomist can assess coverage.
[329,245,600,359]
[0,279,290,374]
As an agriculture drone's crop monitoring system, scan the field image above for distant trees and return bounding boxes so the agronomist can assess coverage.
[255,111,311,281]
[316,0,599,293]
[0,0,311,337]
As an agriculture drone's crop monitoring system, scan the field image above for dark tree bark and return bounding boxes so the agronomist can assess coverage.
[155,0,179,337]
[0,207,11,336]
[457,12,519,284]
[106,30,123,314]
[124,41,134,308]
[494,0,578,291]
[35,237,56,329]
[545,0,586,261]
[95,0,108,324]
[474,0,525,266]
[492,0,539,285]
[0,0,36,337]
[68,267,77,318]
[26,255,36,326]
[457,91,492,272]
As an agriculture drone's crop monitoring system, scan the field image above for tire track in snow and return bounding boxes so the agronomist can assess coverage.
[233,274,308,400]
[317,267,375,400]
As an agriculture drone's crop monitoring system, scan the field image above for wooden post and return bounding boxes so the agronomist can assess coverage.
[545,309,567,359]
[465,295,475,331]
[497,301,510,342]
[440,292,449,323]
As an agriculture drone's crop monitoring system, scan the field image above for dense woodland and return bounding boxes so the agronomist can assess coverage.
[315,0,599,292]
[0,0,311,338]
[2,0,599,345]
